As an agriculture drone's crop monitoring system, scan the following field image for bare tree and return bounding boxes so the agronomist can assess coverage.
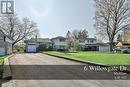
[71,29,88,40]
[66,31,74,51]
[123,24,130,43]
[117,34,123,42]
[66,29,88,51]
[94,0,130,51]
[72,29,79,39]
[0,14,39,46]
[78,29,88,40]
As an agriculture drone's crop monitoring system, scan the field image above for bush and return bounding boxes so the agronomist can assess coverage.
[38,44,53,51]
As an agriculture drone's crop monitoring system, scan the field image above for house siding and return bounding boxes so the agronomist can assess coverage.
[52,38,68,50]
[0,30,12,55]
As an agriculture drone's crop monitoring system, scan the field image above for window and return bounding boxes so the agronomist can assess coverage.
[79,40,85,43]
[90,40,94,43]
[87,40,94,43]
[59,38,65,42]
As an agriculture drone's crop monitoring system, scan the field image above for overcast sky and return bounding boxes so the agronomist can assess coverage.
[15,0,96,38]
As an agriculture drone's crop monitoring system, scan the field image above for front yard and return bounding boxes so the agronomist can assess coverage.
[46,51,130,65]
[0,56,6,87]
[0,56,6,65]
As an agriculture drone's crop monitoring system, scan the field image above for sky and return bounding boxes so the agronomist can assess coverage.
[15,0,96,38]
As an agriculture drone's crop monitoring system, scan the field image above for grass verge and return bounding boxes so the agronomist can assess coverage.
[0,56,7,87]
[45,51,130,65]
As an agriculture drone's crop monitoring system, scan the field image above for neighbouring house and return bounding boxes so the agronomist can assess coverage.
[0,30,13,56]
[25,38,52,53]
[116,42,130,49]
[78,38,110,52]
[115,25,130,49]
[51,36,68,51]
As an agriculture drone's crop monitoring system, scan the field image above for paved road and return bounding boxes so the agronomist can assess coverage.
[3,53,130,87]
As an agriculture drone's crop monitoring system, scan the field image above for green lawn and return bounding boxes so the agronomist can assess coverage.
[45,51,130,65]
[0,56,6,86]
[0,56,6,65]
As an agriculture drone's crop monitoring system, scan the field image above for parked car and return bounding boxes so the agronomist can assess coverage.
[114,48,130,53]
[122,49,130,53]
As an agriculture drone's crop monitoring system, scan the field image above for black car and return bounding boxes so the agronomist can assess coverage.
[122,49,130,53]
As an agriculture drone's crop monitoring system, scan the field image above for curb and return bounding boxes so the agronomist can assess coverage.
[43,53,109,67]
[2,54,15,87]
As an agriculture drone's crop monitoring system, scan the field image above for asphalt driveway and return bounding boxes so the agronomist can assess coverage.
[2,53,130,87]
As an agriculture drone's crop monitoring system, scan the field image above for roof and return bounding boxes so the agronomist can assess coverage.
[97,43,110,46]
[25,38,52,43]
[51,37,96,40]
[116,42,123,47]
[51,36,66,40]
[85,38,96,40]
[37,38,52,43]
[116,42,130,47]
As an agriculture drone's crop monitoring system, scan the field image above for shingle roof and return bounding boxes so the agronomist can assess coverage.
[97,43,110,46]
[85,38,96,40]
[25,38,52,43]
[51,36,66,40]
[36,38,52,43]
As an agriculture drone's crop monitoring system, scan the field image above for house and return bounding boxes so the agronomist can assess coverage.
[78,38,110,52]
[51,36,68,51]
[79,38,97,51]
[25,36,110,52]
[116,42,130,49]
[25,38,52,53]
[51,37,110,52]
[0,30,13,56]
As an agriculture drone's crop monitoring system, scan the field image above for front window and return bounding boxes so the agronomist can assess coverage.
[90,40,94,43]
[87,40,94,43]
[79,40,85,43]
[59,38,65,42]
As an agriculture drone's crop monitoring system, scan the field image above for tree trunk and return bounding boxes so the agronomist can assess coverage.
[110,43,113,52]
[109,39,114,52]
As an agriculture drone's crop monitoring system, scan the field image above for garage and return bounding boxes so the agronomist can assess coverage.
[27,44,37,53]
[98,43,110,52]
[0,48,5,56]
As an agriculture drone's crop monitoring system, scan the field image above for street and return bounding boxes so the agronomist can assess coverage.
[2,53,130,87]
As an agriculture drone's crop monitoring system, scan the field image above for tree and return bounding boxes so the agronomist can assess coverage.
[71,29,88,40]
[78,29,88,40]
[94,0,130,51]
[66,29,89,51]
[117,34,123,42]
[0,14,39,46]
[66,31,74,51]
[123,24,130,43]
[72,29,79,40]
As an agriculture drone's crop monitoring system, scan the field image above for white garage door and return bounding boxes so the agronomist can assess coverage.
[0,48,5,56]
[99,46,110,52]
[27,45,37,53]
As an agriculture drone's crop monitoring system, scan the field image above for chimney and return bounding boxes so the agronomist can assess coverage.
[35,35,37,42]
